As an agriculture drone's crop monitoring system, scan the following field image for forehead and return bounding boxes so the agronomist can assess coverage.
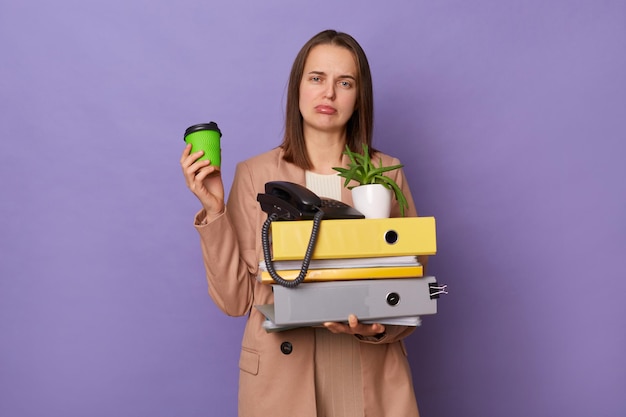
[303,44,357,75]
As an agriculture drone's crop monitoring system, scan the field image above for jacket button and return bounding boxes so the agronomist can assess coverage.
[280,342,293,355]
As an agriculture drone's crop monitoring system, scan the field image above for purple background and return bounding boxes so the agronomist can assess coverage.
[1,1,624,416]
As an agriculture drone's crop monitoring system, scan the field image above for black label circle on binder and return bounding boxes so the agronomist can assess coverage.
[386,292,400,306]
[384,229,398,244]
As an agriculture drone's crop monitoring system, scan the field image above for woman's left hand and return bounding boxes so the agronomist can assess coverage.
[323,314,385,337]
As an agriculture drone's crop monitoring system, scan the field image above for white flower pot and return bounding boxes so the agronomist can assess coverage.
[351,184,392,219]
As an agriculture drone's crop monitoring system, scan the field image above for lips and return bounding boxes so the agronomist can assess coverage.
[315,105,337,115]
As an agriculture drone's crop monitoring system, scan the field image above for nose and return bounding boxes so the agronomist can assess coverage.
[323,82,336,100]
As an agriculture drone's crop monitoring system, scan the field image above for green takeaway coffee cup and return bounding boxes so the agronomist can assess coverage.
[184,122,222,167]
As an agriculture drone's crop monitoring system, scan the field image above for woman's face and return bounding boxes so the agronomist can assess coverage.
[299,44,358,137]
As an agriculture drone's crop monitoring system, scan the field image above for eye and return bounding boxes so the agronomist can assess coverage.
[310,76,322,83]
[339,80,353,88]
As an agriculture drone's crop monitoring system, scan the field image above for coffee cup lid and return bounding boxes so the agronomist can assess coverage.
[184,121,221,138]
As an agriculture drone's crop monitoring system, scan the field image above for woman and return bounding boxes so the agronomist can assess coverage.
[181,29,421,417]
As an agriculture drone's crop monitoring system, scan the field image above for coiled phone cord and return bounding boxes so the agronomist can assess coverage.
[261,210,325,288]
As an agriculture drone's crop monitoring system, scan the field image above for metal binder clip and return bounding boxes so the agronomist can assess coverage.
[428,283,449,299]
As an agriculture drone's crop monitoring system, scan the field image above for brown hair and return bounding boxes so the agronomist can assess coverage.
[280,29,375,169]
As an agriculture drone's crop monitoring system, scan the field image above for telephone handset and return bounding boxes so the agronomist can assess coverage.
[256,181,364,221]
[257,181,363,288]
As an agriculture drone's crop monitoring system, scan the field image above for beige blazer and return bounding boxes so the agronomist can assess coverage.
[195,147,421,417]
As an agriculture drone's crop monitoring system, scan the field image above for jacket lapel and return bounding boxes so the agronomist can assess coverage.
[274,148,307,186]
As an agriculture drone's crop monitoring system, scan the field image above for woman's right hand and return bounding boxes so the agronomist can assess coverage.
[180,144,225,219]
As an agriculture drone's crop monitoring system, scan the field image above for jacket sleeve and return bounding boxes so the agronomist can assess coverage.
[194,161,260,317]
[389,158,418,219]
[389,158,429,270]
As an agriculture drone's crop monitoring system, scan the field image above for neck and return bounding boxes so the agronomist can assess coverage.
[304,131,346,174]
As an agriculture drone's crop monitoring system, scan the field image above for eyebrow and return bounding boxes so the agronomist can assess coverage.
[308,70,356,80]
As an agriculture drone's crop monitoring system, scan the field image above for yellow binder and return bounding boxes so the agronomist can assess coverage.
[269,216,437,261]
[258,265,424,284]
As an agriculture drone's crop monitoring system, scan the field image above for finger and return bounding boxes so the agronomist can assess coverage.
[187,169,212,191]
[357,322,384,335]
[180,143,193,164]
[193,164,220,183]
[323,322,347,334]
[323,322,336,332]
[189,158,212,174]
[181,149,205,170]
[372,323,385,334]
[348,315,385,336]
[184,160,211,183]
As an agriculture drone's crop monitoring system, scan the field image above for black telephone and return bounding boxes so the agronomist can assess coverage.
[256,181,363,288]
[256,181,364,220]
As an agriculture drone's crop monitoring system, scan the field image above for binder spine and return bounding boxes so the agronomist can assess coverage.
[271,277,439,325]
[270,217,437,261]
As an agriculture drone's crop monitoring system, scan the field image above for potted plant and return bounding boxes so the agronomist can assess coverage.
[333,144,409,218]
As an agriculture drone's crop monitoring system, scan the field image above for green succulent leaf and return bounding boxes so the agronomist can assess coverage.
[332,143,409,216]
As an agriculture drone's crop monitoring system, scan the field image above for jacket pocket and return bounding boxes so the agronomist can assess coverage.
[239,347,260,376]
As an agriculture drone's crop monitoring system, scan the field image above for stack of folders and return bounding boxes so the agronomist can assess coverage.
[255,217,439,332]
[257,255,424,284]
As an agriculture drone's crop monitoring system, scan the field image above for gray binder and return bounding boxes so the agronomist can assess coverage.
[256,276,438,327]
[256,305,422,332]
